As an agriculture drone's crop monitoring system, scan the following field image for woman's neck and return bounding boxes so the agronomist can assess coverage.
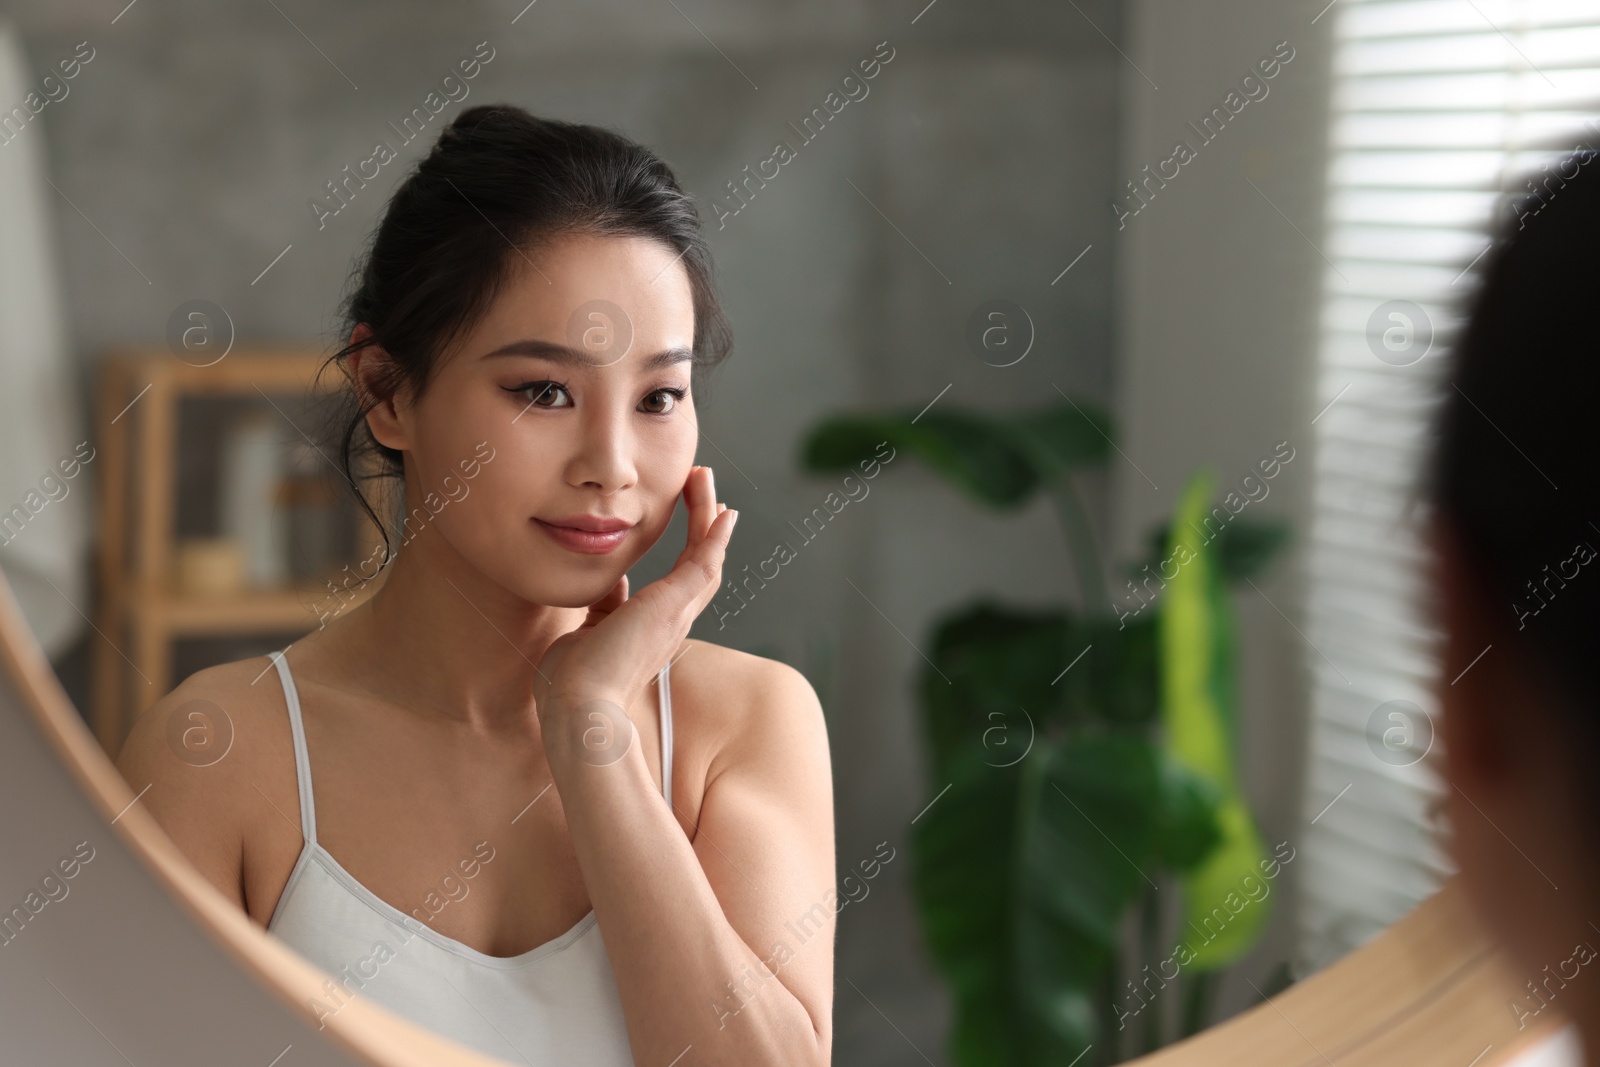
[324,527,587,734]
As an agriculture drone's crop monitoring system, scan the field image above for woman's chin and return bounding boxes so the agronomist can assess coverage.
[506,563,628,611]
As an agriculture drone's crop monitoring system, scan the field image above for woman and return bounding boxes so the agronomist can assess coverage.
[118,106,835,1066]
[1426,148,1600,1058]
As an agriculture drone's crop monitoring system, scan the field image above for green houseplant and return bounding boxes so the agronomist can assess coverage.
[799,398,1289,1065]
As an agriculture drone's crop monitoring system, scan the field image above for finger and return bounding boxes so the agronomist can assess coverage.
[679,506,738,618]
[647,507,738,627]
[685,465,718,544]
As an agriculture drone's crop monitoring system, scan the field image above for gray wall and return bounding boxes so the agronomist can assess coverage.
[10,1,1127,1063]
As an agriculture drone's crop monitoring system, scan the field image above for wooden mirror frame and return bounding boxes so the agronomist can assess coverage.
[0,563,1571,1066]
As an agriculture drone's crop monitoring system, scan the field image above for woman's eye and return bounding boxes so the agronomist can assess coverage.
[505,382,684,414]
[641,388,687,415]
[509,381,571,408]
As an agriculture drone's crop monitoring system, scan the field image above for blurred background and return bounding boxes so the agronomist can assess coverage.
[1,0,1593,1063]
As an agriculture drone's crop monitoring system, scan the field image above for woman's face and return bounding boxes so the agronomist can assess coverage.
[375,230,700,609]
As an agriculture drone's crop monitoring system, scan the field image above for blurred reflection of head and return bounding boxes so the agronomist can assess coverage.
[1425,148,1600,1055]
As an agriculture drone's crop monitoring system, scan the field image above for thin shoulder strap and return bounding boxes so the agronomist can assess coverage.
[269,650,318,845]
[657,661,674,809]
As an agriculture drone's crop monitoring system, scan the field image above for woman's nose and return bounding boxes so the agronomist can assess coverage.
[566,409,637,491]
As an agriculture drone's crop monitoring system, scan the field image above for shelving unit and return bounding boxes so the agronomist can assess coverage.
[90,348,386,755]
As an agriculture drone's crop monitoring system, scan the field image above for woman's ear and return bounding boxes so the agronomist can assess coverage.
[347,324,409,452]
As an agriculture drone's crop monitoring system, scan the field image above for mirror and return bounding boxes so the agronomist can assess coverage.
[0,2,1590,1064]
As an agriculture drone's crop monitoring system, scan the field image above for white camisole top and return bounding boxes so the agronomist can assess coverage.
[264,649,674,1065]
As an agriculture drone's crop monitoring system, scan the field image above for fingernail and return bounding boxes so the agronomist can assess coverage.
[730,509,739,526]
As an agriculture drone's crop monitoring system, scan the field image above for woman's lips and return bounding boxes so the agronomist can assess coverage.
[532,518,630,554]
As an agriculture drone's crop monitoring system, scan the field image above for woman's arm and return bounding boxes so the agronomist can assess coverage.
[114,671,254,911]
[544,655,836,1067]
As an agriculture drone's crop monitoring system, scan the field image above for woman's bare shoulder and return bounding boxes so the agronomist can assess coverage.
[669,637,819,713]
[114,654,298,904]
[117,654,296,777]
[670,638,829,776]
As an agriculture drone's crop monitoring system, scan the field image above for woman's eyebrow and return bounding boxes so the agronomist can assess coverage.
[482,338,692,372]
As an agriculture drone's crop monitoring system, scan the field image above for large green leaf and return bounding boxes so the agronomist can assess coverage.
[798,400,1114,509]
[915,602,1175,795]
[908,599,1229,1063]
[1015,735,1161,1060]
[910,760,1026,1065]
[1055,612,1163,729]
[910,732,1166,1066]
[919,603,1077,784]
[1008,403,1114,480]
[1159,471,1273,971]
[1151,755,1225,871]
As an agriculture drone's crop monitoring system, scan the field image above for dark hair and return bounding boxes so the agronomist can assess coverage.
[320,105,734,556]
[1424,148,1600,748]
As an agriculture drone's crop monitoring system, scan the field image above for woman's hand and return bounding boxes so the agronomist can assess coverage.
[532,465,737,760]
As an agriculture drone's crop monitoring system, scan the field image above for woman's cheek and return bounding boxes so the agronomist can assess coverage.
[655,420,700,495]
[424,449,513,549]
[460,461,523,536]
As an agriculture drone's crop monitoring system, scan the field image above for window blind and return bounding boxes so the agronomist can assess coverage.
[1296,0,1600,973]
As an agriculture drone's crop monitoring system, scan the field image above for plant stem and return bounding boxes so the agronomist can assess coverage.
[1049,476,1110,616]
[1181,970,1215,1037]
[1099,954,1121,1066]
[1140,882,1163,1054]
[1014,745,1048,1063]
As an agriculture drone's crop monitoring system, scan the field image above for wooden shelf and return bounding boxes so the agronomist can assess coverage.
[130,579,383,636]
[103,344,348,394]
[90,348,386,755]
